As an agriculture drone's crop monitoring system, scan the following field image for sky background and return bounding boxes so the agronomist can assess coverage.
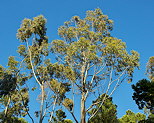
[1,0,154,122]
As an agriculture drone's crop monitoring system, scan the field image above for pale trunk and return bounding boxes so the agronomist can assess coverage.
[81,92,86,123]
[4,96,11,118]
[39,85,44,123]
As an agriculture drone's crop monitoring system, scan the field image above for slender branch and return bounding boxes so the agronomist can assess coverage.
[70,111,79,123]
[83,63,89,84]
[86,100,101,112]
[16,56,28,76]
[26,40,42,87]
[109,75,128,97]
[95,62,106,75]
[88,93,107,121]
[88,66,129,121]
[56,55,65,64]
[4,95,11,118]
[88,66,114,120]
[42,91,51,120]
[71,81,75,113]
[49,95,58,123]
[87,64,95,71]
[39,85,45,123]
[85,65,96,100]
[108,66,129,86]
[26,40,45,123]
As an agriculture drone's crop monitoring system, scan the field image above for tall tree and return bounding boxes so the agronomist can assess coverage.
[16,15,72,122]
[51,8,139,123]
[1,8,139,123]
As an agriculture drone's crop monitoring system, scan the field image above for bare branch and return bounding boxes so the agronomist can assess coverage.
[26,40,42,87]
[88,66,129,121]
[88,66,114,120]
[49,95,58,123]
[109,74,128,97]
[95,62,107,75]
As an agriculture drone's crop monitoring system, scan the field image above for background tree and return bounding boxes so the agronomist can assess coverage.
[88,94,118,123]
[118,110,146,123]
[0,57,29,123]
[51,8,140,123]
[132,56,154,113]
[52,109,73,123]
[132,79,154,111]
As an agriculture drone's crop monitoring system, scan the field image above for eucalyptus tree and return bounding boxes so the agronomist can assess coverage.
[1,8,140,123]
[16,15,72,123]
[51,8,140,123]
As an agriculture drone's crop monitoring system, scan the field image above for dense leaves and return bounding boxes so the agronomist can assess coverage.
[132,56,154,113]
[0,59,29,122]
[118,110,146,123]
[132,79,154,110]
[88,94,118,123]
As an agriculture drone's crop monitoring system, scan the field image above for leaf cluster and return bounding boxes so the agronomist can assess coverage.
[132,79,154,110]
[88,94,118,123]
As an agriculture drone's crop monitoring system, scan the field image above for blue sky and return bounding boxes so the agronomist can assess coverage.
[1,0,154,121]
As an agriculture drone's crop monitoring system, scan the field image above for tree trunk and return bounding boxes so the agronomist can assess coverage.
[39,85,44,123]
[81,92,86,123]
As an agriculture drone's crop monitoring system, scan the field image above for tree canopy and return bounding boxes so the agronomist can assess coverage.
[0,8,140,123]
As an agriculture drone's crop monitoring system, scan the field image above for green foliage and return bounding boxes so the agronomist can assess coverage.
[0,56,29,121]
[63,98,74,111]
[146,56,154,81]
[145,114,154,123]
[0,112,28,123]
[50,79,71,103]
[0,72,16,96]
[52,109,73,123]
[52,8,139,93]
[17,15,47,43]
[51,8,139,122]
[118,110,146,123]
[132,79,154,110]
[16,14,72,122]
[132,56,154,113]
[0,8,140,123]
[88,94,118,123]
